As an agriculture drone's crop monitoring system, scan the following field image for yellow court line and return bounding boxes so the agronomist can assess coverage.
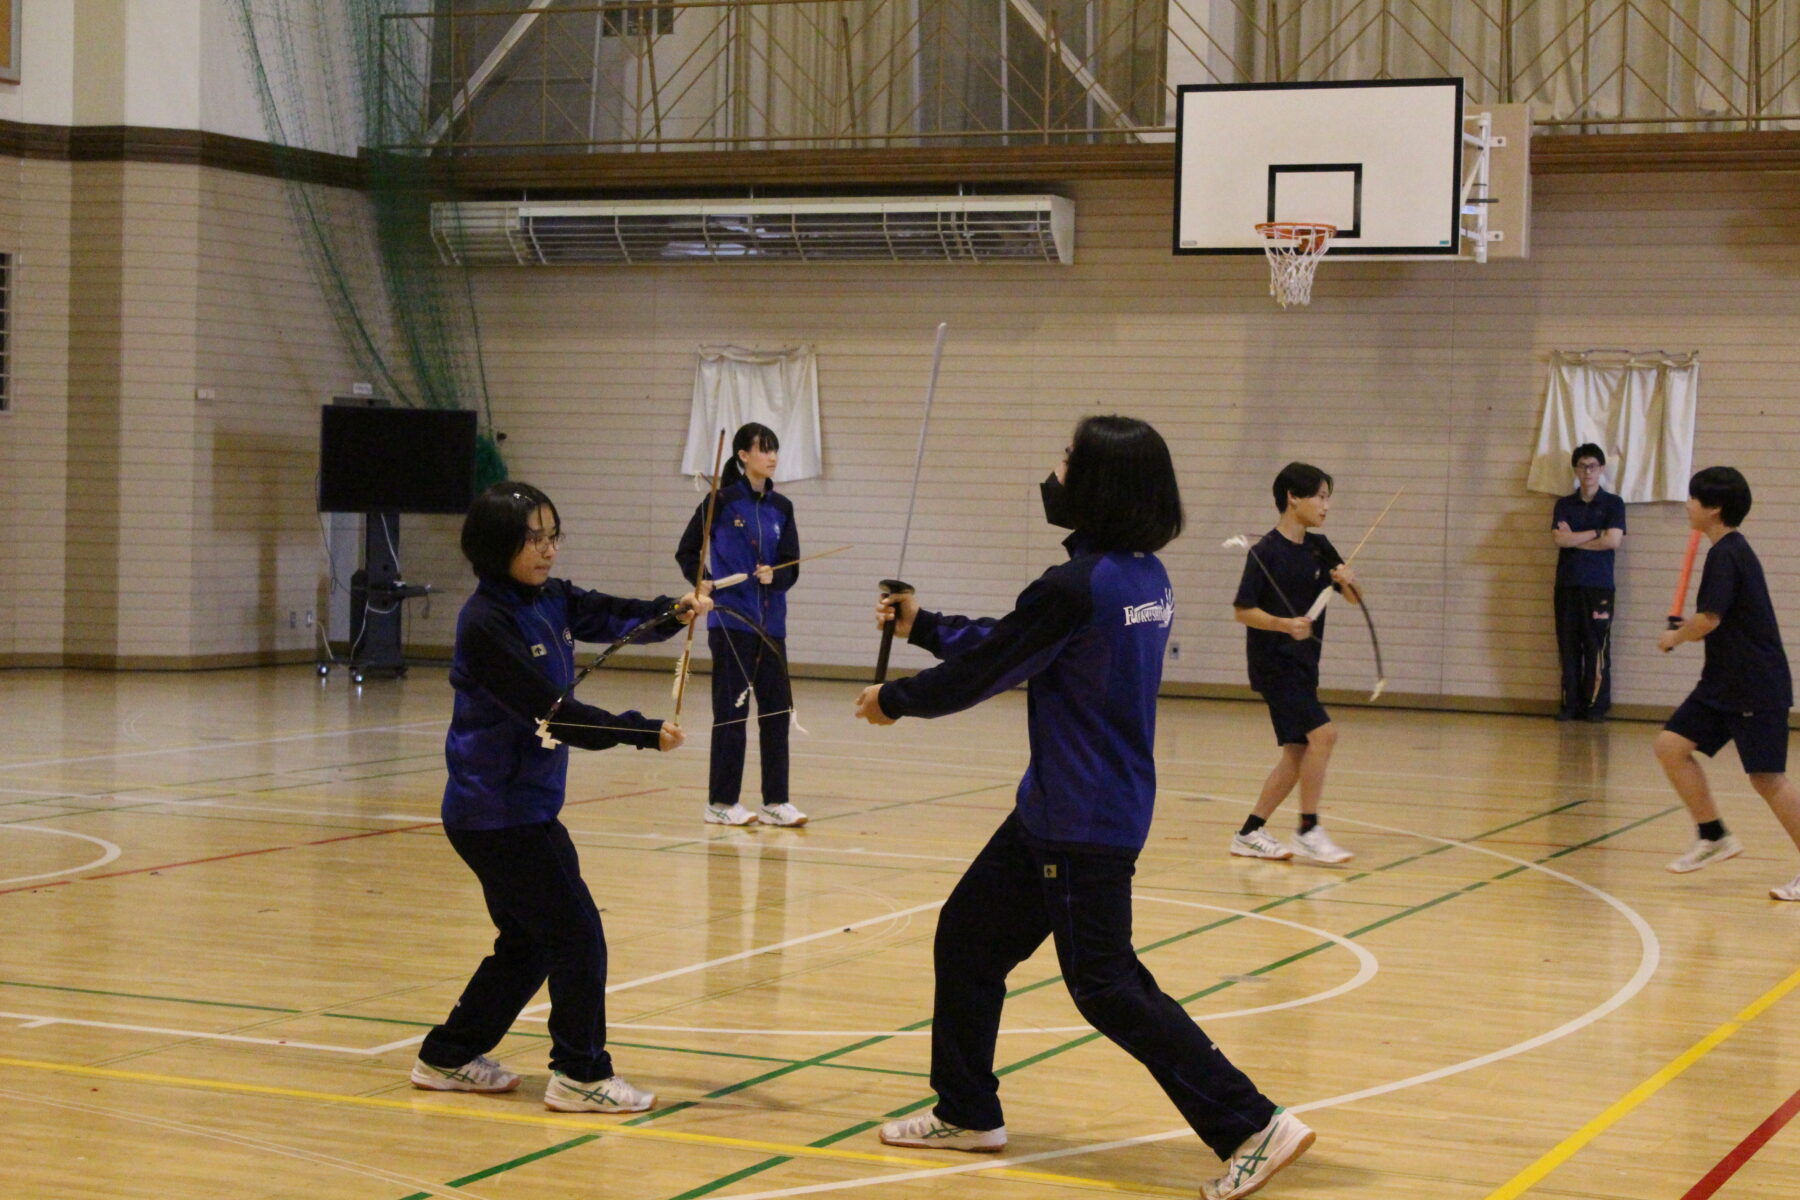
[1483,962,1800,1200]
[0,1055,1187,1197]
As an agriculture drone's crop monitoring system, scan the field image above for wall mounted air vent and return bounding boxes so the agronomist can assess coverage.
[431,196,1074,266]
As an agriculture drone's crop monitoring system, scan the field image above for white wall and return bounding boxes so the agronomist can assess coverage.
[0,0,313,148]
[0,0,77,125]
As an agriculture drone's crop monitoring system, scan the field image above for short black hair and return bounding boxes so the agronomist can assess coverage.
[721,422,780,487]
[1273,462,1333,512]
[1689,466,1752,528]
[462,481,559,579]
[1062,415,1184,553]
[1572,443,1606,468]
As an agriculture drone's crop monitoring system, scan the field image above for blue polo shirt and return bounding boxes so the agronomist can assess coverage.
[1552,488,1626,589]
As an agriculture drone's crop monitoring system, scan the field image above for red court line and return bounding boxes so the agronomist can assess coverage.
[1681,1081,1800,1199]
[0,880,72,898]
[6,788,666,890]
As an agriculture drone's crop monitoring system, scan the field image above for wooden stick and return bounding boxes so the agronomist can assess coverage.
[709,545,853,591]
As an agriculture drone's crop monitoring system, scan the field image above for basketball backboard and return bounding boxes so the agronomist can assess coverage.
[1174,79,1466,258]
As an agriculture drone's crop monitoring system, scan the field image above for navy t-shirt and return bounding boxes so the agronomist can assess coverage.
[1233,530,1343,689]
[1693,531,1792,712]
[1552,488,1626,589]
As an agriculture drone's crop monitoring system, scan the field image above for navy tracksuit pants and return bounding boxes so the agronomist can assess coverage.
[420,819,614,1082]
[929,813,1277,1159]
[708,625,791,809]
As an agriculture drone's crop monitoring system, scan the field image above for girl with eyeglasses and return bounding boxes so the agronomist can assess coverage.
[411,482,710,1114]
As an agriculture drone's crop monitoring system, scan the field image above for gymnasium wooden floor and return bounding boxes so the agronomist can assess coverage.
[2,665,1797,1200]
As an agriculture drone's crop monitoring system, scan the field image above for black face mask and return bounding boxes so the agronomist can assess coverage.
[1040,472,1078,529]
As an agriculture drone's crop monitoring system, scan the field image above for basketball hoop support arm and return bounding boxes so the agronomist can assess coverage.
[1461,112,1505,264]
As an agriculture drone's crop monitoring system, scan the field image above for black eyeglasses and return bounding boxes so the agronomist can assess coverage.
[523,528,565,550]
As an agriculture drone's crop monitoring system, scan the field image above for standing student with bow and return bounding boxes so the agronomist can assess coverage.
[1228,462,1361,866]
[853,415,1314,1200]
[412,482,709,1114]
[676,422,807,827]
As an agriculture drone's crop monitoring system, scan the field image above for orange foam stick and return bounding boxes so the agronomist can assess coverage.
[1668,529,1702,630]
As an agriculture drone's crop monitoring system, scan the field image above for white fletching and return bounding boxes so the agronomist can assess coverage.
[711,572,749,590]
[1223,535,1251,549]
[1306,588,1334,621]
[1369,679,1388,702]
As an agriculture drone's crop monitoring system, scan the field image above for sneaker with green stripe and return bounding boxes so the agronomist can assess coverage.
[543,1071,655,1113]
[1201,1108,1315,1199]
[878,1112,1007,1152]
[409,1054,519,1093]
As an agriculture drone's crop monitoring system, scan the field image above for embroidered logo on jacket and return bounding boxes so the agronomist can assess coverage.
[1122,589,1176,628]
[530,644,548,658]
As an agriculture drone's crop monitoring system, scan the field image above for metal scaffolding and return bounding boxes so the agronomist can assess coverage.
[374,1,1800,154]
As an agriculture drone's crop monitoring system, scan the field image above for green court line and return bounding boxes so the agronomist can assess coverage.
[657,797,1669,1200]
[392,1132,599,1200]
[624,1099,700,1126]
[0,979,303,1014]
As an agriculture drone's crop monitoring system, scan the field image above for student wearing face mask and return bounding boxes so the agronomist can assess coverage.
[852,416,1314,1200]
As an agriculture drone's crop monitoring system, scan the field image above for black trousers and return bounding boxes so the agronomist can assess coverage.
[420,819,614,1081]
[1554,585,1614,716]
[708,625,791,809]
[929,813,1277,1159]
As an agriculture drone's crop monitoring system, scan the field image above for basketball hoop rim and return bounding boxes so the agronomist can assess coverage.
[1255,221,1338,245]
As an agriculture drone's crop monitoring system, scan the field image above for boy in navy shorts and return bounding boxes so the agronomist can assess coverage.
[1229,462,1361,864]
[1654,466,1800,900]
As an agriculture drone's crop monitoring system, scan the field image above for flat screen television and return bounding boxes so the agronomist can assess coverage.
[318,405,478,514]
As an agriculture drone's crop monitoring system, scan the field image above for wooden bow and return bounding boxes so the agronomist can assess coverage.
[672,429,728,727]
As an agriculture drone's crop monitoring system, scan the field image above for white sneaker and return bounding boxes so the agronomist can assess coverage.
[705,803,758,826]
[1771,871,1800,901]
[1230,828,1293,860]
[409,1054,519,1093]
[1667,833,1744,874]
[877,1112,1007,1152]
[758,802,808,827]
[1292,826,1353,865]
[1201,1108,1316,1200]
[543,1072,655,1113]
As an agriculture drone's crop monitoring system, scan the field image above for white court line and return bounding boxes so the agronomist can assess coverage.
[0,825,123,886]
[0,1087,494,1200]
[700,815,1662,1200]
[148,799,432,823]
[0,1011,372,1055]
[593,898,1378,1038]
[0,720,446,773]
[360,899,948,1055]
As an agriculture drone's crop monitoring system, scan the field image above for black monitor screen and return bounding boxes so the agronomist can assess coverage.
[318,406,478,514]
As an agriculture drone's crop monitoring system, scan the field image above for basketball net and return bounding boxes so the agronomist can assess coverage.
[1255,222,1335,308]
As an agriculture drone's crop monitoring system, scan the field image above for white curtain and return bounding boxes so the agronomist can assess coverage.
[1526,350,1699,504]
[682,344,824,482]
